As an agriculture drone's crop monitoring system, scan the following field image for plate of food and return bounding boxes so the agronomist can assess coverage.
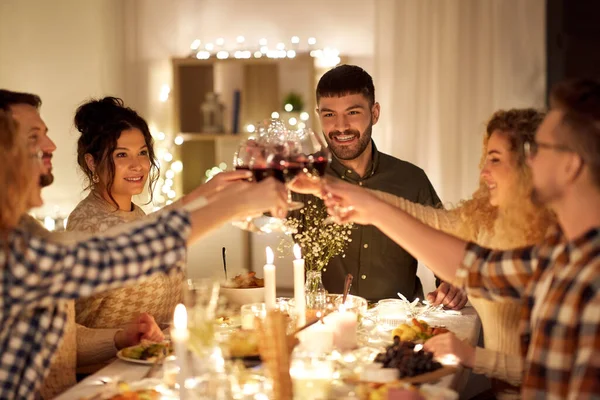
[391,318,451,343]
[346,338,456,387]
[80,379,170,400]
[215,315,242,330]
[223,329,262,368]
[116,341,173,365]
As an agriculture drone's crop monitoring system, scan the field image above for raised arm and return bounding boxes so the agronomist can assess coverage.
[9,210,190,310]
[8,178,288,310]
[370,190,462,238]
[323,179,534,299]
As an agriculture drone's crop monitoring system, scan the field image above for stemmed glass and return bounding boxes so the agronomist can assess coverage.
[284,127,350,224]
[231,137,264,232]
[286,127,331,180]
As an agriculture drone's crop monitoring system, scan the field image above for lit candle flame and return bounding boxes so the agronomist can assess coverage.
[266,246,274,264]
[173,303,187,330]
[293,243,302,260]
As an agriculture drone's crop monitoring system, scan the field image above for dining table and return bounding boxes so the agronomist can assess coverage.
[57,307,481,400]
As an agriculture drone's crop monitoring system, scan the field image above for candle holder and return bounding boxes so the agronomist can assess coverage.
[184,279,220,358]
[240,302,266,330]
[290,353,334,400]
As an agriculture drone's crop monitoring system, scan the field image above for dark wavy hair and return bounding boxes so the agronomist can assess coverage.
[0,89,42,111]
[316,64,375,106]
[74,97,159,208]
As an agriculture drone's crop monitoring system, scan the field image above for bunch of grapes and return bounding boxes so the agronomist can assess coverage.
[374,337,442,378]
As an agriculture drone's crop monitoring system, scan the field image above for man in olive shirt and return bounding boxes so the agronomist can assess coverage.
[310,65,466,307]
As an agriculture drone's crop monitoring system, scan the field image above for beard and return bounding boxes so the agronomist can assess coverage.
[325,122,373,161]
[39,172,54,187]
[40,152,54,187]
[530,186,557,207]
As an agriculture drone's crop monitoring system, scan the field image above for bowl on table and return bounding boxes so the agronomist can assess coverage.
[220,271,265,307]
[330,294,368,315]
[220,286,265,307]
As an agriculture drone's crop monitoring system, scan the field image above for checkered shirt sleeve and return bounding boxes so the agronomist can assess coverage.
[455,242,537,301]
[456,228,600,399]
[0,210,190,399]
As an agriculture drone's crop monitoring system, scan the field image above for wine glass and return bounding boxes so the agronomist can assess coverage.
[231,138,265,232]
[230,128,295,234]
[251,121,304,211]
[285,128,351,225]
[232,138,258,178]
[286,127,331,180]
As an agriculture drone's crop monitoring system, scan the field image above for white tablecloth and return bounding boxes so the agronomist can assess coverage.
[57,307,481,399]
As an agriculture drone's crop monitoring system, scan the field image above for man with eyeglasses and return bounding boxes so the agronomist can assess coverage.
[320,78,600,399]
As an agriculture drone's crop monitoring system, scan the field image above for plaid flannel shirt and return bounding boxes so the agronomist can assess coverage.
[457,225,600,399]
[0,210,190,399]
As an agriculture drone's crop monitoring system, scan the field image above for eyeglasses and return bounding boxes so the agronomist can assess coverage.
[523,140,574,158]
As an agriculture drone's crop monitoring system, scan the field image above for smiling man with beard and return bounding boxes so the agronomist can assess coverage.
[308,65,466,308]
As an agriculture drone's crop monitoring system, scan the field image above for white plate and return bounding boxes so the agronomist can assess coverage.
[116,349,158,365]
[116,343,171,365]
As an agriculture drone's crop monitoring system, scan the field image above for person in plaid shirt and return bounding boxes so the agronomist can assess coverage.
[320,78,600,399]
[0,110,289,399]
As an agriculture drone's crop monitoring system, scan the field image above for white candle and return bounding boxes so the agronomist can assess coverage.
[325,306,358,351]
[300,316,334,354]
[264,247,276,311]
[171,303,189,399]
[292,244,306,327]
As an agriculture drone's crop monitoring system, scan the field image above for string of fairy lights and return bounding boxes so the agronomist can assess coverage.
[150,35,341,206]
[36,36,341,229]
[187,35,341,68]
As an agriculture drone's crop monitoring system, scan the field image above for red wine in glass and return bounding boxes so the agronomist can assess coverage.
[251,167,286,183]
[234,165,253,182]
[311,157,329,177]
[282,161,307,180]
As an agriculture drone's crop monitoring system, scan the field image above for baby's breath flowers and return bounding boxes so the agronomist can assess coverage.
[279,200,354,271]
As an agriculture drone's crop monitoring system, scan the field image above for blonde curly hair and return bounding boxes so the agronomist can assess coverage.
[454,108,555,248]
[0,110,36,236]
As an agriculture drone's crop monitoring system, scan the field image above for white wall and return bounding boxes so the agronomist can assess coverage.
[0,0,127,218]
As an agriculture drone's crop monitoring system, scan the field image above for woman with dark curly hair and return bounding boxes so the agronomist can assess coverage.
[66,98,179,343]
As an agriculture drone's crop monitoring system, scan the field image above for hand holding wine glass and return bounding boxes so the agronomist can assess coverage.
[321,179,379,225]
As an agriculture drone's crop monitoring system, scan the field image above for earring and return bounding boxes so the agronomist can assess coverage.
[92,173,100,184]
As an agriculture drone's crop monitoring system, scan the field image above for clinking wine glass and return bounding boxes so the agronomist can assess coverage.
[283,128,350,224]
[231,138,265,232]
[230,132,293,234]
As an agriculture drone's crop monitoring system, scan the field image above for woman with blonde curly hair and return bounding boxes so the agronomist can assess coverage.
[369,109,555,399]
[292,108,555,399]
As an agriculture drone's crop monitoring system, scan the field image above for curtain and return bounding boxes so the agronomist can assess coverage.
[373,0,545,297]
[373,0,546,204]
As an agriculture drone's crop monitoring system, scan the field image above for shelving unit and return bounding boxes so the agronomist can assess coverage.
[171,53,323,284]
